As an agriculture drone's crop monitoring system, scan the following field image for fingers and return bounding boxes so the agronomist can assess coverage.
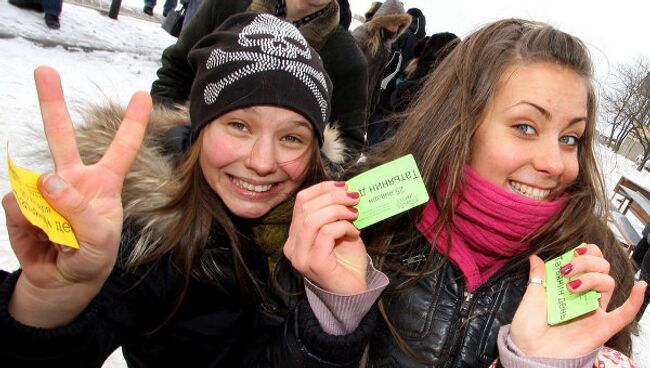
[287,204,359,261]
[561,244,612,308]
[37,173,116,247]
[34,66,82,172]
[99,91,152,179]
[525,255,547,299]
[293,181,350,213]
[303,220,361,274]
[285,182,359,259]
[595,281,647,341]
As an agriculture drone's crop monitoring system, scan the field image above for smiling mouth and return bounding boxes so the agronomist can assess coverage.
[509,181,551,201]
[230,176,275,193]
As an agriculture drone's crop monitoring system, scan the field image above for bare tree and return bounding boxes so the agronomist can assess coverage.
[600,59,650,171]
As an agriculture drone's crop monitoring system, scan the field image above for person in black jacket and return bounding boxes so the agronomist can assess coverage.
[389,32,459,114]
[632,222,650,321]
[151,0,368,162]
[299,18,646,367]
[0,13,382,368]
[366,7,426,146]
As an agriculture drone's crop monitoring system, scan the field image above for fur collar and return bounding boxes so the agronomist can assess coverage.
[247,0,340,50]
[71,104,345,256]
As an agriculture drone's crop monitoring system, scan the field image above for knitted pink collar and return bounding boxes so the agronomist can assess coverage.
[416,166,567,292]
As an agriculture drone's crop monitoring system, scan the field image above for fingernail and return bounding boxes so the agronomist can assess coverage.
[334,181,346,187]
[567,279,582,290]
[575,247,587,256]
[560,263,573,276]
[347,192,359,199]
[42,173,65,194]
[348,207,358,214]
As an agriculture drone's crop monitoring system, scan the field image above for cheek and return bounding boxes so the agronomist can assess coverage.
[562,154,580,186]
[281,155,311,183]
[202,135,244,168]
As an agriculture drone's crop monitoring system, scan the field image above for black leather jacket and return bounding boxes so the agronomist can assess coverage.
[368,234,529,367]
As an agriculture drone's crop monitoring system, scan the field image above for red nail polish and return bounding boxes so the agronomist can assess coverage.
[334,181,346,187]
[567,279,582,290]
[575,247,587,256]
[347,192,360,199]
[560,263,573,276]
[348,207,358,214]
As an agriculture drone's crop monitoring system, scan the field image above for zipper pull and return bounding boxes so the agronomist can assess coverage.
[460,291,474,320]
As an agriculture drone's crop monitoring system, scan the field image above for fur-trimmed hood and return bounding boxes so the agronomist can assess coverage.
[247,0,340,51]
[352,0,411,57]
[72,104,345,260]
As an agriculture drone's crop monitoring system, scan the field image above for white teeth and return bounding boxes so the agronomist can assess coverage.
[510,181,551,200]
[231,177,273,193]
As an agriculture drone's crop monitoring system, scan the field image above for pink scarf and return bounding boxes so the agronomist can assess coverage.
[416,167,567,292]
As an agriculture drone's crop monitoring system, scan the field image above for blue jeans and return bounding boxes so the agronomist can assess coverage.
[145,0,177,14]
[41,0,62,16]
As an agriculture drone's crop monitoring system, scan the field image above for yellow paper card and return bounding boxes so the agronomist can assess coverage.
[7,152,79,249]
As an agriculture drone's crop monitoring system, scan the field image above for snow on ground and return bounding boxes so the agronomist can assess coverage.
[0,0,648,366]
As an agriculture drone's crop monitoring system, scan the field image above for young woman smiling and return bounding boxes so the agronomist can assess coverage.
[0,13,380,368]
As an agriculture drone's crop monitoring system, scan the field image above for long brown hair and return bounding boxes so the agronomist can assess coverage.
[360,19,636,355]
[125,126,327,328]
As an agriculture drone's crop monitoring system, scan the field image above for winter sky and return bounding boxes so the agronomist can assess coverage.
[350,0,650,89]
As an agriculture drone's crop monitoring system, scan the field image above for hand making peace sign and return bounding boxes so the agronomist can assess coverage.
[2,66,151,328]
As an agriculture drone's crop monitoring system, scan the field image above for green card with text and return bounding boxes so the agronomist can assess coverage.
[347,154,429,229]
[545,244,600,325]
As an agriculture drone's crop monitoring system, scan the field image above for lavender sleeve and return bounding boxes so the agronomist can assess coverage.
[497,325,598,368]
[304,256,389,335]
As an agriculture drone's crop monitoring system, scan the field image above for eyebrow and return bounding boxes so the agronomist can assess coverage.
[242,107,312,130]
[508,100,587,125]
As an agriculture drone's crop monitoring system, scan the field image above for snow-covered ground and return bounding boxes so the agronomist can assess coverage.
[0,1,648,366]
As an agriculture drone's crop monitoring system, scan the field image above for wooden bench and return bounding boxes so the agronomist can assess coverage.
[609,210,641,253]
[619,187,650,224]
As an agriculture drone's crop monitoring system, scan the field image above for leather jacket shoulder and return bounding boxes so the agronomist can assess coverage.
[369,235,529,367]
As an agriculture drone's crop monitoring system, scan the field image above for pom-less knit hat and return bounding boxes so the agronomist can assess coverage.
[188,12,333,146]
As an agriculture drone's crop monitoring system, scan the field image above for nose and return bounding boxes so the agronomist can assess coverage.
[532,138,565,177]
[245,138,278,176]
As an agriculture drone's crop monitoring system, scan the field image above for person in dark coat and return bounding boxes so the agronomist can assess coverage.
[351,0,411,139]
[364,1,382,22]
[631,222,650,320]
[150,0,369,161]
[9,0,62,29]
[0,13,383,368]
[366,7,428,145]
[390,32,459,114]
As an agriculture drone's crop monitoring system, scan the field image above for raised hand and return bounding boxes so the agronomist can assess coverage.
[3,66,151,328]
[283,181,368,295]
[509,245,647,358]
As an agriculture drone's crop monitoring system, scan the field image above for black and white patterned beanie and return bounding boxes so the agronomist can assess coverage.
[188,12,333,146]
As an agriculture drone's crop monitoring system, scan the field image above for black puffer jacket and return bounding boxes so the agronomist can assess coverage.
[0,105,375,368]
[368,235,529,367]
[151,0,368,157]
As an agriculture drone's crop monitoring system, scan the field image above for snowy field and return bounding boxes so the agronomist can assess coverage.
[0,0,648,366]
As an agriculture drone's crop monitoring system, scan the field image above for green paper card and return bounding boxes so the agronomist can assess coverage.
[545,243,601,325]
[347,154,429,229]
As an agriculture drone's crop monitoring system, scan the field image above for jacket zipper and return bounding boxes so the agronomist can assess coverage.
[446,257,528,367]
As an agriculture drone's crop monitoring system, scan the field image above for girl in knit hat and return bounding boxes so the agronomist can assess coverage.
[0,12,378,367]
